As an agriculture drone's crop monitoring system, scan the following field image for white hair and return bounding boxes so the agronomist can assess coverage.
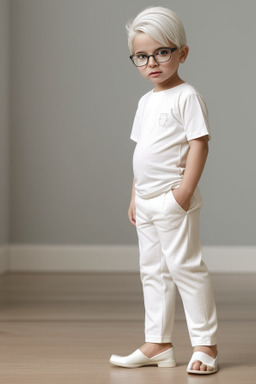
[126,6,187,54]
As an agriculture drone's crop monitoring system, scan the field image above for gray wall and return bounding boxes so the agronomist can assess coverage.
[8,0,256,246]
[0,0,10,245]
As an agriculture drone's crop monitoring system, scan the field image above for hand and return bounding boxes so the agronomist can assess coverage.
[128,199,136,226]
[172,188,191,212]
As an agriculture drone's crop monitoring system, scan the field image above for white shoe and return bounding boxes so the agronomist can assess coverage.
[109,347,176,368]
[187,351,219,374]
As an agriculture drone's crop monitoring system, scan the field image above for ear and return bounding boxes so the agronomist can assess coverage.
[179,45,189,63]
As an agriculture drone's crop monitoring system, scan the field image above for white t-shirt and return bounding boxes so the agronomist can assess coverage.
[130,83,211,199]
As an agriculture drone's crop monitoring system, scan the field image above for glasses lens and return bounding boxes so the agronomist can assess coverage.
[132,55,147,67]
[155,49,172,63]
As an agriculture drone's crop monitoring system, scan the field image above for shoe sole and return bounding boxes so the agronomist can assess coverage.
[109,360,176,369]
[187,367,219,375]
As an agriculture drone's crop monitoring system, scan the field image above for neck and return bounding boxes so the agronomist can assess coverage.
[153,74,185,92]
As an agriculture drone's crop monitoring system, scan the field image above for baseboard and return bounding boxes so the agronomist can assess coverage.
[6,245,256,273]
[8,245,140,272]
[0,245,9,274]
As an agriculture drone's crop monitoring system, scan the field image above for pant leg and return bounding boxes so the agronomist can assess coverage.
[154,187,218,347]
[135,193,176,343]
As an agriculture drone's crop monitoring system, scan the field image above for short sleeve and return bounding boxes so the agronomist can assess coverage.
[182,93,211,141]
[130,107,141,142]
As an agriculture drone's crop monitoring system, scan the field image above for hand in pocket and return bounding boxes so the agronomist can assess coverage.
[172,188,191,212]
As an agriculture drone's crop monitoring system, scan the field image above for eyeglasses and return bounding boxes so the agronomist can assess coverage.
[130,47,178,67]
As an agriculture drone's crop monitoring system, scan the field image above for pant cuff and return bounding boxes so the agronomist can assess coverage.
[145,335,172,343]
[190,337,217,347]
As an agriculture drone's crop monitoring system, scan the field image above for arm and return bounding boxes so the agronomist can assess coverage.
[128,178,136,226]
[172,135,209,211]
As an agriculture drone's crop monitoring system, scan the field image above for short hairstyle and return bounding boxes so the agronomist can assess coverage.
[126,6,187,54]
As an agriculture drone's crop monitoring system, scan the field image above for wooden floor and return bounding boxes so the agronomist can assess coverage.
[0,272,256,383]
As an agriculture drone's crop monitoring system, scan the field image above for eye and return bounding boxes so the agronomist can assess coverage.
[136,54,147,59]
[156,49,169,56]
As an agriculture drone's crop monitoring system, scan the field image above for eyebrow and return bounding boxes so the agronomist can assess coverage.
[134,46,170,55]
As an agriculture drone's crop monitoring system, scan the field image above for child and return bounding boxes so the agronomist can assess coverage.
[110,6,218,375]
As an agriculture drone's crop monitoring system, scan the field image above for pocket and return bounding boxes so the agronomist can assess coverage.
[171,190,197,213]
[171,190,187,213]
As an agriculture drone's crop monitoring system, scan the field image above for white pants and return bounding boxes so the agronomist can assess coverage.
[135,187,218,347]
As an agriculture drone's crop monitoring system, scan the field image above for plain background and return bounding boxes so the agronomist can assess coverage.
[0,0,256,249]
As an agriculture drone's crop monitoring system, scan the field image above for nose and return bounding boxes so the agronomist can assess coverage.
[148,55,158,67]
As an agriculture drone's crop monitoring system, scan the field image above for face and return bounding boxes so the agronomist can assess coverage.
[132,33,189,92]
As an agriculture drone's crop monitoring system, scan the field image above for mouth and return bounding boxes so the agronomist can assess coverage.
[149,71,162,77]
